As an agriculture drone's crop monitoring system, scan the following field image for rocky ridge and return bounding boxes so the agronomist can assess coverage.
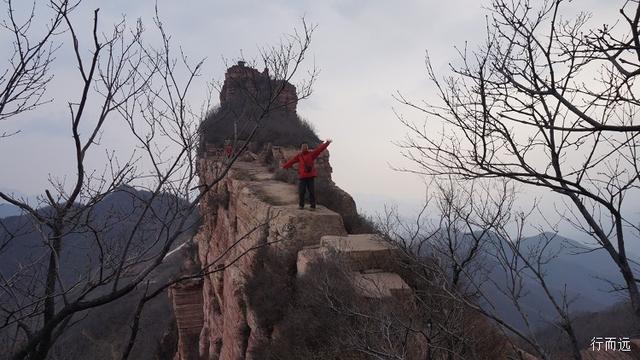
[170,146,414,360]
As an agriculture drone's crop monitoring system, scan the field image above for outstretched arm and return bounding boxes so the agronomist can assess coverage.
[310,139,332,159]
[282,154,299,169]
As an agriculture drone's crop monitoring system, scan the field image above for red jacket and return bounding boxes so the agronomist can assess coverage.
[282,141,330,179]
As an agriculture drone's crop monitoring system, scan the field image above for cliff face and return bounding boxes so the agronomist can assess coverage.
[171,63,415,359]
[170,279,205,360]
[199,63,319,148]
[197,156,340,359]
[219,61,298,113]
[170,147,415,359]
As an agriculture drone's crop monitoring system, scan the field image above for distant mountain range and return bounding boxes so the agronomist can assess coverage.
[0,203,20,218]
[355,192,633,331]
[0,186,195,284]
[0,187,198,359]
[478,232,628,331]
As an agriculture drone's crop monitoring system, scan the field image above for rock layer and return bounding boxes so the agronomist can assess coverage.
[170,279,205,360]
[219,62,297,113]
[171,151,413,359]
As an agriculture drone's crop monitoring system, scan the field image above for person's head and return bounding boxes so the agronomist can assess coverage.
[300,143,309,152]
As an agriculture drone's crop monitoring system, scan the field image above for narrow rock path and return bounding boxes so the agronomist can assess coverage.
[231,161,411,300]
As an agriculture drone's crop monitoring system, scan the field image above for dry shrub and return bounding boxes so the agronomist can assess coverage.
[246,248,424,359]
[248,254,359,359]
[201,105,320,150]
[392,255,513,360]
[244,246,298,332]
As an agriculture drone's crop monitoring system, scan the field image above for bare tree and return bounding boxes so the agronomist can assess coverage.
[0,1,316,359]
[377,180,589,359]
[396,0,640,321]
[0,0,70,138]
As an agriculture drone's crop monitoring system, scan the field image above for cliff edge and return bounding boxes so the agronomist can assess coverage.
[170,63,419,359]
[170,146,417,359]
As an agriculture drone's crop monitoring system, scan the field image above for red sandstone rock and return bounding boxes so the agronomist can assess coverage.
[174,122,414,359]
[180,155,417,360]
[192,158,351,359]
[170,279,204,360]
[219,61,297,113]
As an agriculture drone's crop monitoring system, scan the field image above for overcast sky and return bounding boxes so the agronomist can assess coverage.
[0,0,628,240]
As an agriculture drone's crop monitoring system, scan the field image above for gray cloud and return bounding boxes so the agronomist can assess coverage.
[0,0,632,233]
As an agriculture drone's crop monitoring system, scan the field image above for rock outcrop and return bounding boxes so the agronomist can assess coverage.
[172,62,415,359]
[219,61,297,113]
[169,149,414,359]
[170,279,205,360]
[199,62,319,148]
[297,233,412,299]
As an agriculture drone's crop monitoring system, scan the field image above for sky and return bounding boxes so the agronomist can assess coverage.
[0,0,631,242]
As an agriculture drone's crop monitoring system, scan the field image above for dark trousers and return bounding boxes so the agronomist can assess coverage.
[298,177,316,208]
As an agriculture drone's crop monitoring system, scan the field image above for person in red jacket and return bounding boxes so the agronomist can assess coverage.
[223,139,233,158]
[282,140,332,209]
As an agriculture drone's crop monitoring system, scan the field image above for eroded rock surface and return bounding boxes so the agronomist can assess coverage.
[175,62,412,358]
[171,152,414,360]
[171,279,205,360]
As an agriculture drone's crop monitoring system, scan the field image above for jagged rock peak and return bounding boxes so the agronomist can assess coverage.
[200,61,317,148]
[219,61,298,113]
